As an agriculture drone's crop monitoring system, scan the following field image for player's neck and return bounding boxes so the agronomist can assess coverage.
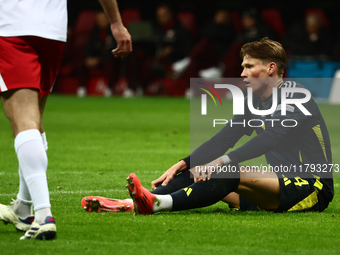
[259,78,283,100]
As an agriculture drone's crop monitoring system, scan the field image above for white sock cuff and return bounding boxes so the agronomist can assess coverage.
[41,132,48,151]
[34,204,51,211]
[16,196,33,205]
[153,194,173,212]
[15,129,42,153]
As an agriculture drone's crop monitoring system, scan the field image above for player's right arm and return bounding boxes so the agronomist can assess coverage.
[97,0,132,58]
[184,106,254,168]
[152,99,253,188]
[151,160,188,190]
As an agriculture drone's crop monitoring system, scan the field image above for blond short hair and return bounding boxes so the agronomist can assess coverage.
[240,37,287,77]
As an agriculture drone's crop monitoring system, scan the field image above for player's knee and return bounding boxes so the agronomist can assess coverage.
[14,120,40,136]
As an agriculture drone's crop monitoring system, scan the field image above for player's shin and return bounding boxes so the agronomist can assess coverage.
[151,170,194,195]
[170,170,240,211]
[15,129,52,223]
[14,166,33,218]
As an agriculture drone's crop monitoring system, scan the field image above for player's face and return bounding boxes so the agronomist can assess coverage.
[241,55,271,95]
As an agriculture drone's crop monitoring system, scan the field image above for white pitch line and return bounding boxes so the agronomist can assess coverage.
[0,172,17,175]
[49,189,127,195]
[54,172,84,175]
[0,189,127,198]
[0,171,84,175]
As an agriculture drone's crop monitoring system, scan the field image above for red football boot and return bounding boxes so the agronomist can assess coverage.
[126,173,156,215]
[81,196,133,213]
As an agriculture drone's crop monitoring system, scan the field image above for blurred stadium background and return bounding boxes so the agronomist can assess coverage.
[2,1,340,252]
[54,0,340,102]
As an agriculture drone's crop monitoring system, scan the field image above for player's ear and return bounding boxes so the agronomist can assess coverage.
[267,62,276,76]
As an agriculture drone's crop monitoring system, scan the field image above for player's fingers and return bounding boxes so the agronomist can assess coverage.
[112,48,130,58]
[151,180,163,190]
[151,181,159,190]
[112,48,125,58]
[192,172,198,181]
[202,171,207,181]
[151,177,161,186]
[125,40,133,53]
[111,46,121,54]
[200,168,207,179]
[196,168,202,181]
[112,39,132,58]
[153,174,166,184]
[161,175,173,186]
[207,169,212,180]
[151,174,166,189]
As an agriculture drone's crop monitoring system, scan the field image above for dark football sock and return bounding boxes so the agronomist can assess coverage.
[171,170,240,211]
[240,196,259,211]
[151,170,194,195]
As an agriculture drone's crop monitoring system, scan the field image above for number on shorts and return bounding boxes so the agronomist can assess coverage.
[294,177,309,186]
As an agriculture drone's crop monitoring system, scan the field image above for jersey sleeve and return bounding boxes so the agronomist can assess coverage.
[183,98,254,168]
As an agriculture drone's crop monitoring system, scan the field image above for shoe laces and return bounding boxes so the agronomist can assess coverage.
[9,198,17,208]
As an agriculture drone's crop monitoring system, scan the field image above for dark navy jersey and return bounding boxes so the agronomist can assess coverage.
[184,81,333,202]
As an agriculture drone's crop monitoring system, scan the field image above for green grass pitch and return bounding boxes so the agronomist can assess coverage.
[0,96,340,254]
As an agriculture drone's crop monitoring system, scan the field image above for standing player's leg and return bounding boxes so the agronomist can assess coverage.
[9,95,49,222]
[0,89,53,236]
[0,36,63,240]
[39,94,49,151]
[14,165,33,219]
[18,37,65,240]
[0,37,43,231]
[0,89,39,231]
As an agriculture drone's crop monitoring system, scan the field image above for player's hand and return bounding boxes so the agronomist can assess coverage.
[151,160,188,190]
[190,157,224,182]
[110,23,132,58]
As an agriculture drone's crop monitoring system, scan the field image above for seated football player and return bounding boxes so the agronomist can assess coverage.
[125,37,333,215]
[83,37,333,215]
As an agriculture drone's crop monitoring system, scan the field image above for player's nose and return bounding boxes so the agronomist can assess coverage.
[241,69,247,78]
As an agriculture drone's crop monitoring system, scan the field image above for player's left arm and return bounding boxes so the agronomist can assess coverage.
[192,106,312,182]
[227,96,315,164]
[98,0,132,58]
[189,157,225,182]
